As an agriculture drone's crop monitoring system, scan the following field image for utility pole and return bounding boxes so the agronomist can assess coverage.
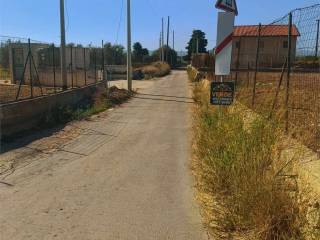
[172,30,175,51]
[60,0,67,90]
[161,18,164,62]
[315,19,320,59]
[159,32,162,61]
[127,0,132,91]
[166,16,170,62]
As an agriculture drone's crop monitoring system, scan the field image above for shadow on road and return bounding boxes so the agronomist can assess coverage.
[133,96,194,104]
[137,93,194,100]
[133,93,194,104]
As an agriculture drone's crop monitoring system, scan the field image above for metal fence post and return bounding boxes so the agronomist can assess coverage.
[94,48,97,83]
[315,19,320,59]
[70,45,74,88]
[28,39,33,98]
[235,37,242,85]
[252,23,262,107]
[52,44,56,93]
[84,48,87,86]
[285,13,293,132]
[247,62,250,88]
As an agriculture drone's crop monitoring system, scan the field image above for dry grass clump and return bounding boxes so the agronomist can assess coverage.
[140,62,171,79]
[187,65,205,82]
[192,80,320,239]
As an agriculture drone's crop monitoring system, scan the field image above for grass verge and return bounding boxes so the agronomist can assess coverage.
[191,79,320,239]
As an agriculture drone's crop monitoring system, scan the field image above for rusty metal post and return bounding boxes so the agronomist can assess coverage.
[247,62,250,88]
[235,37,242,86]
[285,13,293,132]
[252,23,262,107]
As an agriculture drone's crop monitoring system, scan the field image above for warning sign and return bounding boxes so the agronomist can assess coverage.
[210,81,235,105]
[215,0,238,16]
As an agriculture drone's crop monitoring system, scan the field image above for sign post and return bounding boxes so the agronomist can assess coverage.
[211,0,238,106]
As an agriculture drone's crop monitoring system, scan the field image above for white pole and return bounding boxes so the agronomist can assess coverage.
[127,0,132,91]
[60,0,67,90]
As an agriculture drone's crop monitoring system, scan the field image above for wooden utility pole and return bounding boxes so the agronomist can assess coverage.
[60,0,67,90]
[127,0,132,91]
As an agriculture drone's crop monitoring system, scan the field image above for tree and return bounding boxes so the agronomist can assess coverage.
[152,45,178,67]
[103,42,126,65]
[132,42,149,63]
[185,30,208,61]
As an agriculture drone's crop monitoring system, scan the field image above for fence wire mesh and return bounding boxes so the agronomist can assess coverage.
[198,4,320,153]
[0,36,128,104]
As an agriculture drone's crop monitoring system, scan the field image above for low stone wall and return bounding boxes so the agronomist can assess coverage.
[0,81,107,137]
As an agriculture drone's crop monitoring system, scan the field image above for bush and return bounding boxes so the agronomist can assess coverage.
[140,62,171,79]
[187,65,204,82]
[40,86,130,127]
[192,80,320,239]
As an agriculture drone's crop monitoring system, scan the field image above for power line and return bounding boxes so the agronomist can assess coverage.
[115,0,124,44]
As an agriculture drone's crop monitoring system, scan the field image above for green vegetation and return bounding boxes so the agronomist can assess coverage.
[185,29,208,61]
[41,86,131,128]
[132,42,149,63]
[0,67,11,80]
[192,80,320,239]
[152,45,178,67]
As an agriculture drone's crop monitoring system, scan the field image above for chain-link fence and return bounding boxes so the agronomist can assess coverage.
[0,36,127,104]
[200,4,320,153]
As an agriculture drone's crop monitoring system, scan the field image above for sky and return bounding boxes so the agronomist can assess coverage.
[0,0,319,51]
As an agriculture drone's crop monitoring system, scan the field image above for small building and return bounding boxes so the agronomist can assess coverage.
[232,25,300,68]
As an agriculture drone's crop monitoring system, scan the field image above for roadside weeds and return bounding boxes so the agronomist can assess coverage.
[191,79,320,239]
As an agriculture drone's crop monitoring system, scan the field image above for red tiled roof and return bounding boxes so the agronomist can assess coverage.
[233,25,300,37]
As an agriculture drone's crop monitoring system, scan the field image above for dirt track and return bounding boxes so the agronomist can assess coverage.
[0,71,206,240]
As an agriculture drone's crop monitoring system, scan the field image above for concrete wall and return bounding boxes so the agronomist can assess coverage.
[0,81,107,137]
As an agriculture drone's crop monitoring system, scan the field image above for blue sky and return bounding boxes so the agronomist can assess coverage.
[0,0,319,51]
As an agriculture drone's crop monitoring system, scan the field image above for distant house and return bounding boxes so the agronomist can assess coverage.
[232,25,300,68]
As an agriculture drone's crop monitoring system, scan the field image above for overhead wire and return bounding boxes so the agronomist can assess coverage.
[115,0,124,44]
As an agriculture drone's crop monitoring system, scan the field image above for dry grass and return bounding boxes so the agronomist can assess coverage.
[0,67,11,80]
[191,79,320,239]
[187,65,206,83]
[207,70,320,153]
[140,62,171,79]
[0,84,57,104]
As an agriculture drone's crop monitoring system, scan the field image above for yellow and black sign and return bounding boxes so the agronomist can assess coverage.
[210,81,235,105]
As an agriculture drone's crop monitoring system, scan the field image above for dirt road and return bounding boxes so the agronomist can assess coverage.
[0,71,206,240]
